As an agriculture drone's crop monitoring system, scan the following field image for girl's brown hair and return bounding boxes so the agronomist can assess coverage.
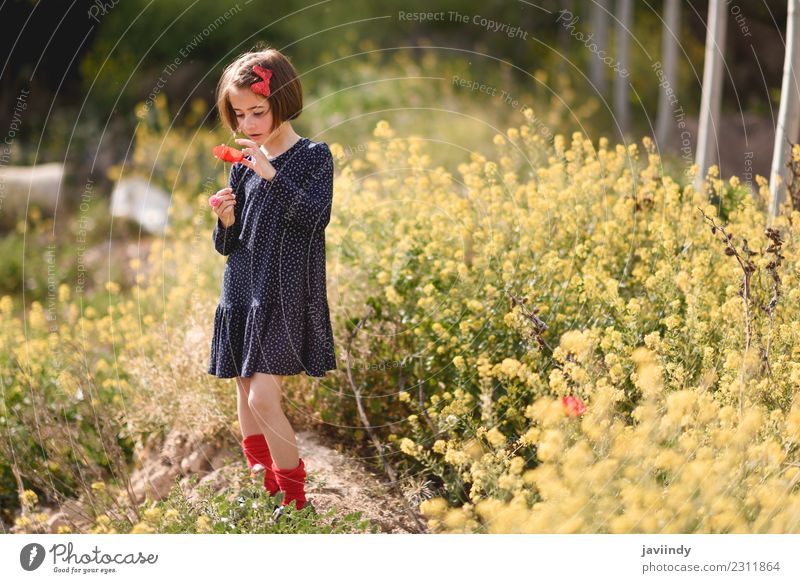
[216,47,303,135]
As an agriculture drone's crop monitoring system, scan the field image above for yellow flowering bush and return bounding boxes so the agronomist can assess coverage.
[320,115,800,532]
[422,354,800,533]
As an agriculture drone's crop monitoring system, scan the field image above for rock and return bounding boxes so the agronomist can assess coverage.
[183,442,216,474]
[132,466,178,503]
[130,430,227,503]
[210,448,236,471]
[0,163,64,226]
[110,176,170,234]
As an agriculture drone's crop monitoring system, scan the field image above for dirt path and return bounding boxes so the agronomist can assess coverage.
[37,426,428,534]
[292,429,428,533]
[172,428,429,533]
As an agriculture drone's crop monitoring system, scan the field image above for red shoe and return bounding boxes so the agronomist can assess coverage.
[241,434,280,497]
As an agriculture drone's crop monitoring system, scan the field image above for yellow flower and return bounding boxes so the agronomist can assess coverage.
[143,507,161,523]
[33,512,49,524]
[499,358,521,378]
[131,522,155,534]
[196,515,212,533]
[559,330,592,361]
[399,438,418,456]
[786,402,800,440]
[329,143,345,160]
[420,497,449,518]
[675,271,691,294]
[385,286,403,305]
[508,456,524,475]
[15,515,32,529]
[373,120,395,139]
[486,427,506,448]
[520,426,541,446]
[626,298,641,315]
[444,447,469,465]
[20,489,38,508]
[398,391,410,402]
[58,284,70,303]
[453,355,465,370]
[164,509,179,522]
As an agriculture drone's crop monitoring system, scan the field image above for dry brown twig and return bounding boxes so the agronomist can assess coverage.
[508,293,553,353]
[697,207,757,420]
[762,227,784,380]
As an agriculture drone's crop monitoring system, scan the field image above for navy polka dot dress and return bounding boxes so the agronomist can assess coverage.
[207,136,337,379]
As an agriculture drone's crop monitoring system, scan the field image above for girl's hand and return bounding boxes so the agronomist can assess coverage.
[210,187,236,227]
[234,138,276,180]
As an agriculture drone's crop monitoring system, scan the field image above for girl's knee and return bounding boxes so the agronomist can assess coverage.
[247,390,281,414]
[247,377,282,413]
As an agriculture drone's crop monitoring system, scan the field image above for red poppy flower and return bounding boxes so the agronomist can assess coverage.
[212,144,245,163]
[561,395,586,416]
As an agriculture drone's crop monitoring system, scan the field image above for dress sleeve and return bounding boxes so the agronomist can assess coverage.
[264,143,334,233]
[212,162,245,255]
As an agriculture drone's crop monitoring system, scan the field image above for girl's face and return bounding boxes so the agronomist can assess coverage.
[229,86,275,144]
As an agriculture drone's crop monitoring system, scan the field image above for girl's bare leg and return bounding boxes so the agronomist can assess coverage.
[247,372,299,470]
[235,376,262,437]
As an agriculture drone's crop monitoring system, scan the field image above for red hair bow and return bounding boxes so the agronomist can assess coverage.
[251,65,272,97]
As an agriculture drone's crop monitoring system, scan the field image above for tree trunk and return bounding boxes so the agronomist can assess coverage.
[768,0,800,220]
[656,0,681,149]
[614,0,633,141]
[557,0,574,78]
[590,0,611,96]
[694,0,727,193]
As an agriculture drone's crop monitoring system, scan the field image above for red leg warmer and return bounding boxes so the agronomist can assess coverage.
[272,457,307,510]
[241,433,280,496]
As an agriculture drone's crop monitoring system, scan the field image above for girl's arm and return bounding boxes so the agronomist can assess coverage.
[212,163,245,255]
[262,143,334,234]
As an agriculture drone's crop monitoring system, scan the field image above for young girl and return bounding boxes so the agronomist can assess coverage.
[207,47,337,521]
